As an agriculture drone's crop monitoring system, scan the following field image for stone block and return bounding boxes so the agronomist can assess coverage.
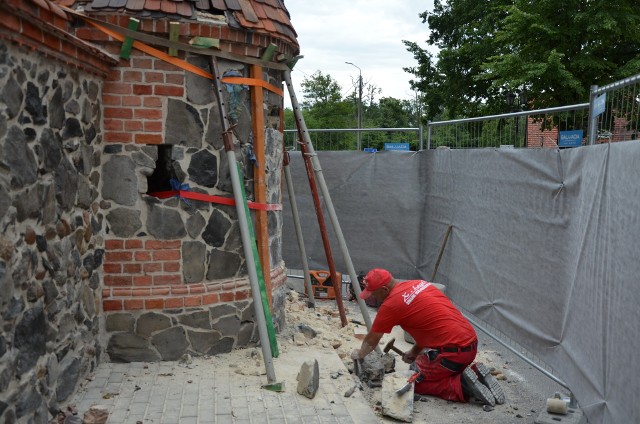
[381,372,414,422]
[296,359,319,399]
[354,352,385,387]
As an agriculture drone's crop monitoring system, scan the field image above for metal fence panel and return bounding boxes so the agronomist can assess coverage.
[283,128,422,151]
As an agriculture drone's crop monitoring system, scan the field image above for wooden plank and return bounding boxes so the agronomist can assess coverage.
[261,43,277,61]
[250,64,272,307]
[119,17,140,59]
[168,21,180,56]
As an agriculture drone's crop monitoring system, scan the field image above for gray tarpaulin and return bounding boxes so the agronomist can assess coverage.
[281,142,640,424]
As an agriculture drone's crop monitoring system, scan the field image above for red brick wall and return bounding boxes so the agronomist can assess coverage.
[101,236,288,311]
[526,117,560,148]
[102,238,251,310]
[100,53,185,144]
[0,0,116,76]
[72,14,295,145]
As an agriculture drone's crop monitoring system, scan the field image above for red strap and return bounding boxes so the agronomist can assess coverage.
[150,190,282,211]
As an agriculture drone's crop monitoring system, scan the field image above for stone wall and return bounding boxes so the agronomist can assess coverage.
[1,2,292,421]
[97,53,288,361]
[0,41,106,422]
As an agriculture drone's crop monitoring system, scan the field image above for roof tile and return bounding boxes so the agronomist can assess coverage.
[175,1,193,16]
[237,0,258,23]
[251,2,266,19]
[91,0,111,7]
[234,11,262,29]
[193,0,209,9]
[224,0,241,11]
[160,0,176,14]
[54,0,298,50]
[126,0,146,10]
[144,0,161,11]
[210,0,226,9]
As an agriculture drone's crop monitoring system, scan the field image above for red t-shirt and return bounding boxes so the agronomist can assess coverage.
[371,280,476,348]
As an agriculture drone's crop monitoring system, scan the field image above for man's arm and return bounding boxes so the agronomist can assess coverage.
[351,331,384,360]
[401,343,424,363]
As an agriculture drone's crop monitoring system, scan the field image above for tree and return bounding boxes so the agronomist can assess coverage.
[284,71,420,150]
[292,72,356,149]
[405,0,640,119]
[300,71,343,109]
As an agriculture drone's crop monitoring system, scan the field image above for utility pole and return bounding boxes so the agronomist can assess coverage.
[345,62,362,150]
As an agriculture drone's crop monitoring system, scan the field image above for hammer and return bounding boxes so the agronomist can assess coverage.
[383,338,404,356]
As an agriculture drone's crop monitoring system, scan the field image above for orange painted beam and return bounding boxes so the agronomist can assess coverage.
[250,64,272,305]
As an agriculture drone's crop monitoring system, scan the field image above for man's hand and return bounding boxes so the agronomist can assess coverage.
[402,344,423,364]
[352,331,383,362]
[402,350,418,364]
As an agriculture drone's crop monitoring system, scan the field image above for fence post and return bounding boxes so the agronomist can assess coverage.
[587,84,599,145]
[427,121,432,150]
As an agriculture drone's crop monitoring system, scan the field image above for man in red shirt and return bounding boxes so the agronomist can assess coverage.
[351,269,505,406]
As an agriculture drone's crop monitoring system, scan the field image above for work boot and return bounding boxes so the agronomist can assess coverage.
[461,366,495,406]
[473,362,506,405]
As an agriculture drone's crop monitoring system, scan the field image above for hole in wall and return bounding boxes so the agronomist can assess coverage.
[147,145,175,193]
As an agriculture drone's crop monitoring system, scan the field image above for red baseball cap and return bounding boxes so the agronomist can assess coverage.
[359,269,392,299]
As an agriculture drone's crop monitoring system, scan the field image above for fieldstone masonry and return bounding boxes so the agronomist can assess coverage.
[97,60,288,360]
[1,1,295,422]
[0,42,106,422]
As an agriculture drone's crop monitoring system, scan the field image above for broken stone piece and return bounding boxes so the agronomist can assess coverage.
[381,372,414,422]
[354,352,385,385]
[83,405,109,424]
[296,359,319,399]
[297,323,317,339]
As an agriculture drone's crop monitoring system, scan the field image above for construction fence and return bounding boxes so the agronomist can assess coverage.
[281,144,640,424]
[283,127,422,152]
[284,73,640,151]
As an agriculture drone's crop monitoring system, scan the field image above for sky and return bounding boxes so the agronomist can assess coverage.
[283,0,437,108]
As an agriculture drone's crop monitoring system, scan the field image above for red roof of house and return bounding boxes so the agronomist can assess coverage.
[53,0,298,47]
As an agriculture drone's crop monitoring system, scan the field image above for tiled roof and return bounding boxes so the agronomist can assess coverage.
[53,0,297,46]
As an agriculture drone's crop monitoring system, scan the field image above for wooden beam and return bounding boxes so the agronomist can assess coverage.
[261,43,277,62]
[250,64,272,305]
[168,21,180,56]
[119,17,139,59]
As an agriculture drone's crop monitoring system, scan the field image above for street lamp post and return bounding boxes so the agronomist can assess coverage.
[506,90,527,148]
[345,62,362,150]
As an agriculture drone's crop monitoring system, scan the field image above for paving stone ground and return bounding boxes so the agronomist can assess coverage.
[70,345,380,424]
[69,291,583,424]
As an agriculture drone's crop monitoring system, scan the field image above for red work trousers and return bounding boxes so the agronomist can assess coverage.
[413,348,477,402]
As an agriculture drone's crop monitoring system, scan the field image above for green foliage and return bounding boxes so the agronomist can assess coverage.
[405,0,640,119]
[286,72,421,150]
[300,71,343,108]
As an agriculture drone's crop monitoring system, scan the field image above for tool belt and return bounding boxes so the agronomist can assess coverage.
[435,340,477,353]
